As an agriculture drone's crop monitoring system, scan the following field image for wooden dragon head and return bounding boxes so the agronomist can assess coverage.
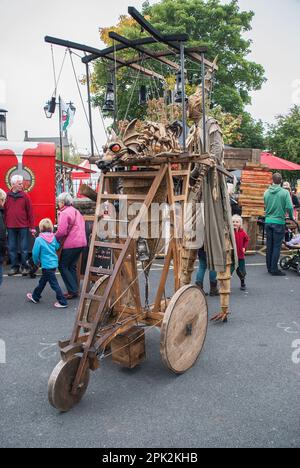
[98,118,182,170]
[101,119,144,164]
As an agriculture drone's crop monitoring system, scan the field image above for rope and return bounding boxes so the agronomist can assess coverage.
[51,45,57,96]
[68,50,101,155]
[113,39,118,123]
[93,229,173,336]
[98,107,108,140]
[110,234,173,316]
[122,67,141,134]
[55,48,68,93]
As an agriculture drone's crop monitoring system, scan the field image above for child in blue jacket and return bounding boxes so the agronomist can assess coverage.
[27,218,67,308]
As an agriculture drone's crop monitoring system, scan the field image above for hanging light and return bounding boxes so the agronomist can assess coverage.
[166,89,172,105]
[174,70,182,103]
[139,84,148,105]
[103,82,115,113]
[43,97,56,118]
[137,237,150,262]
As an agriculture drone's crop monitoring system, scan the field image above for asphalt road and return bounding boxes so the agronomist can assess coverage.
[0,255,299,448]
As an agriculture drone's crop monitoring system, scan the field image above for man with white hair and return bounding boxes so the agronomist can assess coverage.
[4,175,35,276]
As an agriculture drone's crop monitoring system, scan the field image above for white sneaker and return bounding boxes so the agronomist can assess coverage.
[54,302,68,308]
[27,293,38,304]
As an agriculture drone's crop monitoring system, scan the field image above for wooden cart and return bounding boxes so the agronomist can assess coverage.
[45,5,226,411]
[48,157,208,411]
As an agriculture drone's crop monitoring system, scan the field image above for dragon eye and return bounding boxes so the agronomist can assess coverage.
[109,143,121,153]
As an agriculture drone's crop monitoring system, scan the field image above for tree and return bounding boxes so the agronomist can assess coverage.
[267,106,300,163]
[142,0,265,114]
[232,111,265,149]
[92,0,266,145]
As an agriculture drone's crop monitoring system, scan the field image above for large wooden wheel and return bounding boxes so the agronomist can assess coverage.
[84,275,111,324]
[160,284,208,374]
[48,356,90,412]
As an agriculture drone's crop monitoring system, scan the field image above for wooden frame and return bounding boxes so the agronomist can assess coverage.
[58,160,192,393]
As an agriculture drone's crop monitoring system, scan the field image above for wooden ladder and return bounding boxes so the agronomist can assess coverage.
[69,163,190,392]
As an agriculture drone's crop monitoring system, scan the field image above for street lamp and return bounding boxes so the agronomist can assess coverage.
[0,108,8,140]
[43,96,76,192]
[43,97,56,118]
[139,84,148,105]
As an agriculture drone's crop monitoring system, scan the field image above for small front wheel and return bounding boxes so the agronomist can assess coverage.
[48,356,90,412]
[297,264,300,276]
[280,256,292,270]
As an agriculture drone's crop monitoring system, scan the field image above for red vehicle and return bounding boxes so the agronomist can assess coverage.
[0,141,56,226]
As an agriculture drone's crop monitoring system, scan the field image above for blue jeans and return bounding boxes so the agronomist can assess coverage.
[7,228,29,268]
[59,248,83,295]
[0,255,3,287]
[196,249,217,283]
[32,268,67,305]
[265,223,285,273]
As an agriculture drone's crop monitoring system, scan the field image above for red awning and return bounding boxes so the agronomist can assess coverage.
[261,152,300,170]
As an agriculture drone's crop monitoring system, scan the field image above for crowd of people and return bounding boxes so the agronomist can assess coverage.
[0,172,299,308]
[0,175,87,307]
[195,171,299,293]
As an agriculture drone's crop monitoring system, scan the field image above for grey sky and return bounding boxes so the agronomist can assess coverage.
[0,0,300,153]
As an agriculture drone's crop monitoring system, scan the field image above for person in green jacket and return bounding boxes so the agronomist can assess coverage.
[264,173,294,276]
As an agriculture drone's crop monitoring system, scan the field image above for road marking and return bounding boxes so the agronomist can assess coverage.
[38,342,58,360]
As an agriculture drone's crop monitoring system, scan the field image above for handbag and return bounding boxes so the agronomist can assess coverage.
[56,209,78,260]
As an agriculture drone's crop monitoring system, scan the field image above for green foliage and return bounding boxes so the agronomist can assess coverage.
[92,0,266,146]
[231,111,265,149]
[267,105,300,163]
[142,0,266,114]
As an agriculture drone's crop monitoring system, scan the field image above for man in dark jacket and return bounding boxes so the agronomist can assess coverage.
[264,173,294,276]
[4,175,35,276]
[0,189,7,288]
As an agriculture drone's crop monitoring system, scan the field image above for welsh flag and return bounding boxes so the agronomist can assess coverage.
[61,98,74,132]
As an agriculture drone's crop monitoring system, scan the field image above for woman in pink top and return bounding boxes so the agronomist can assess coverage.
[55,192,87,299]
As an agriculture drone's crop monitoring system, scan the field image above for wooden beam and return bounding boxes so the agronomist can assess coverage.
[109,32,180,71]
[105,53,165,80]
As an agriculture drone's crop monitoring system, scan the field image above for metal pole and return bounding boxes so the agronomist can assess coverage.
[201,52,206,153]
[180,42,186,152]
[58,96,65,191]
[112,69,118,130]
[85,63,95,158]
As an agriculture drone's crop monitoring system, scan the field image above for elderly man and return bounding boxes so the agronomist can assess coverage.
[4,175,35,276]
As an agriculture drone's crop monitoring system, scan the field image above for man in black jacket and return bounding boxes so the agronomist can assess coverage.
[0,189,7,288]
